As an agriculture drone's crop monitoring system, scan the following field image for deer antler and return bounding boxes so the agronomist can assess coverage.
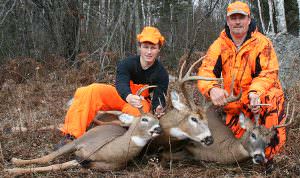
[273,102,295,129]
[224,73,242,104]
[180,56,223,84]
[136,85,157,115]
[178,56,223,110]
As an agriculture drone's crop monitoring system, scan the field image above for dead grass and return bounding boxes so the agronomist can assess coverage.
[0,57,299,177]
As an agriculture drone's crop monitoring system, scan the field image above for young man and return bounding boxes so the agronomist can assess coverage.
[197,1,285,161]
[60,26,169,139]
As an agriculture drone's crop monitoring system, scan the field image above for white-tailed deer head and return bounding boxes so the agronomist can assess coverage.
[238,103,295,164]
[166,90,213,145]
[157,56,223,146]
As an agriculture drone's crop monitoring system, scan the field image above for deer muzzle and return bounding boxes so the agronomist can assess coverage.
[149,125,162,137]
[253,154,265,164]
[202,136,214,146]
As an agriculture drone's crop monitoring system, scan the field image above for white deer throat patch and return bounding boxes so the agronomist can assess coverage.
[131,136,148,147]
[170,128,188,140]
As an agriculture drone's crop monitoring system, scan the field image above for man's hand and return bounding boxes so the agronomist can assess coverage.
[209,87,229,106]
[126,94,143,108]
[154,105,165,118]
[248,92,261,114]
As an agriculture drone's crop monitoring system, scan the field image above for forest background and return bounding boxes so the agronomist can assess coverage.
[0,0,300,177]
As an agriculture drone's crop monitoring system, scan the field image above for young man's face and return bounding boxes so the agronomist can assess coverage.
[139,42,160,64]
[226,13,251,37]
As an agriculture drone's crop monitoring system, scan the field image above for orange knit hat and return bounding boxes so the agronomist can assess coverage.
[227,1,250,16]
[137,26,165,46]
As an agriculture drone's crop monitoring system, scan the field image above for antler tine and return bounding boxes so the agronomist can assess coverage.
[136,85,157,96]
[225,73,242,103]
[178,55,222,110]
[225,87,242,103]
[179,60,187,80]
[273,102,295,129]
[181,76,223,84]
[229,73,235,96]
[180,55,223,84]
[97,110,123,116]
[136,85,157,115]
[183,55,206,79]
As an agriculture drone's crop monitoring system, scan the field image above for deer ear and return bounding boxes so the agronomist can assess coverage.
[239,112,253,130]
[118,114,135,126]
[170,91,189,111]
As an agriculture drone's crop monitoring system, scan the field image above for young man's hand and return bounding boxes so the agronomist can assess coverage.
[154,105,165,118]
[126,94,143,108]
[209,87,229,106]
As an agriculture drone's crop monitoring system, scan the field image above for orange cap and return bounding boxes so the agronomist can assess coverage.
[137,26,165,46]
[227,1,250,16]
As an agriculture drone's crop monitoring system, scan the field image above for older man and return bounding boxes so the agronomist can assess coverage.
[197,1,286,161]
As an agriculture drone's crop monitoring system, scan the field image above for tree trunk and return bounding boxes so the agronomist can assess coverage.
[146,0,151,25]
[297,0,300,37]
[141,0,145,26]
[63,0,81,64]
[257,0,266,34]
[134,0,141,53]
[33,1,64,56]
[85,0,91,33]
[170,3,175,54]
[268,0,275,34]
[274,0,287,33]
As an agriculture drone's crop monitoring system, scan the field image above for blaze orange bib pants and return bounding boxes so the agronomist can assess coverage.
[225,87,286,159]
[61,83,151,138]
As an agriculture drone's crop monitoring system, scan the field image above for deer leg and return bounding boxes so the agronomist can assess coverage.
[87,161,123,171]
[2,124,64,134]
[4,160,80,176]
[11,141,77,165]
[161,149,191,165]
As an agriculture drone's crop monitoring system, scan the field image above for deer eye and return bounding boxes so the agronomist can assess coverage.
[141,118,148,122]
[191,117,198,123]
[251,133,256,140]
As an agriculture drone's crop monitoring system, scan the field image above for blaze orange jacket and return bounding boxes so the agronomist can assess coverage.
[197,24,283,115]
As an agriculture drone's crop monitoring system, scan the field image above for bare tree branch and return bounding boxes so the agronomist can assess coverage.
[186,0,220,61]
[0,0,17,26]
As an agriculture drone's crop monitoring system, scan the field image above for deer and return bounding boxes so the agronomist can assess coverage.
[90,56,222,151]
[70,56,221,164]
[138,56,244,163]
[4,85,162,176]
[156,56,295,165]
[162,100,295,165]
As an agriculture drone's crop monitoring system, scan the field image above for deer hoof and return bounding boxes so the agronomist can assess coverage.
[148,155,160,165]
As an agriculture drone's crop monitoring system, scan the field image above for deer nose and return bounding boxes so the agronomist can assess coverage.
[204,136,214,145]
[154,126,162,134]
[253,154,264,164]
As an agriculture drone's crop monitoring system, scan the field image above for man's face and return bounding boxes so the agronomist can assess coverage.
[139,42,160,64]
[226,14,251,37]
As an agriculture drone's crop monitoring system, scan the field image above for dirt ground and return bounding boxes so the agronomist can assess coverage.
[0,57,299,177]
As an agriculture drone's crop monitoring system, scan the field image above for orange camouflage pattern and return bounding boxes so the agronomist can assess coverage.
[197,29,286,159]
